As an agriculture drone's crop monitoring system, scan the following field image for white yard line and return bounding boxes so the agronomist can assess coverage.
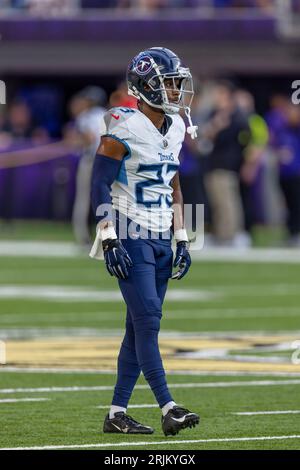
[0,366,117,374]
[0,241,81,259]
[1,435,300,450]
[0,283,299,304]
[96,404,158,409]
[100,406,300,414]
[193,248,300,264]
[2,241,300,263]
[2,367,300,377]
[1,380,300,394]
[0,286,216,302]
[0,398,49,403]
[0,284,300,303]
[233,410,300,416]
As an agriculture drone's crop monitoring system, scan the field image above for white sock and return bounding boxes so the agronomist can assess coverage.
[109,405,127,419]
[162,401,177,417]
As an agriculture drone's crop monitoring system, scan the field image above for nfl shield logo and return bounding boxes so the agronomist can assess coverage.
[163,139,168,148]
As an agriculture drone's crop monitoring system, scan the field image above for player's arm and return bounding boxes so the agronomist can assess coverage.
[91,136,125,228]
[170,172,191,280]
[89,137,133,280]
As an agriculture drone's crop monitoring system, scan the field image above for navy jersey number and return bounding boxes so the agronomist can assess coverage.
[135,163,178,207]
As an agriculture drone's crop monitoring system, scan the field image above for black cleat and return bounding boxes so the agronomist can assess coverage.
[162,406,200,436]
[103,412,154,434]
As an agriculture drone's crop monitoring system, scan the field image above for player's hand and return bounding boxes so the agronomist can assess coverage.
[102,238,133,280]
[171,241,191,280]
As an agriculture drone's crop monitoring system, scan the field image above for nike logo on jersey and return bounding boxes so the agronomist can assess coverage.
[111,113,120,120]
[170,414,193,423]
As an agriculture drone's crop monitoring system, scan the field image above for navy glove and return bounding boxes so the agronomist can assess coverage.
[102,238,133,280]
[171,241,191,280]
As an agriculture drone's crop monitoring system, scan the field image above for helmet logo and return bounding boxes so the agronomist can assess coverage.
[135,55,153,75]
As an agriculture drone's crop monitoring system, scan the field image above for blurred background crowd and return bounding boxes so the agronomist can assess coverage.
[1,79,299,249]
[0,1,284,14]
[0,0,300,249]
[2,0,300,15]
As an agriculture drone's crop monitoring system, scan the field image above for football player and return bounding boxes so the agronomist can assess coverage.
[90,47,200,436]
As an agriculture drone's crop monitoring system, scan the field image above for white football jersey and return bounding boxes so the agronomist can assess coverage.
[99,107,186,232]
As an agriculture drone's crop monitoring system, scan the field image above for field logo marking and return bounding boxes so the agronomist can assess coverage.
[1,380,300,394]
[4,333,300,372]
[0,341,6,365]
[291,340,300,365]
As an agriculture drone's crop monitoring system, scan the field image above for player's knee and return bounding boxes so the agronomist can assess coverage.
[134,315,161,334]
[130,296,162,325]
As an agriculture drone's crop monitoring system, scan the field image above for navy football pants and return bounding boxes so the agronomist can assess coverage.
[111,233,174,409]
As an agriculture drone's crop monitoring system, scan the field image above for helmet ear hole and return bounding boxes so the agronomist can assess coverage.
[136,77,148,91]
[143,84,151,92]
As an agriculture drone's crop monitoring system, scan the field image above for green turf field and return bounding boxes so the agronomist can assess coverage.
[1,372,300,450]
[0,232,300,450]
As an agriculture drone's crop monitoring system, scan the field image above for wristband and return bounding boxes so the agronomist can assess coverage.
[174,228,189,242]
[89,225,117,260]
[100,225,117,241]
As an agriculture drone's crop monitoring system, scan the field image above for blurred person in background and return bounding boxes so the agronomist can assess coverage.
[7,0,79,15]
[65,86,107,247]
[255,0,274,11]
[202,80,251,247]
[236,89,269,237]
[266,94,289,140]
[0,0,276,9]
[0,99,49,226]
[115,0,211,9]
[81,0,118,8]
[116,0,167,9]
[0,99,49,146]
[108,82,138,109]
[0,108,9,149]
[268,101,300,247]
[28,0,79,16]
[213,0,235,6]
[214,0,274,9]
[179,78,208,231]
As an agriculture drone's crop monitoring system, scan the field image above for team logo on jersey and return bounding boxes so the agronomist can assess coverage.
[135,55,153,75]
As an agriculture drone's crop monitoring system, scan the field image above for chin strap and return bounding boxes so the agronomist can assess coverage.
[184,107,198,140]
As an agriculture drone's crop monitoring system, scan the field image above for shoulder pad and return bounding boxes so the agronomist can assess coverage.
[100,107,136,139]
